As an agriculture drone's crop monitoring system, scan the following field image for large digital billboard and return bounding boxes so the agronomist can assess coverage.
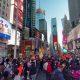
[0,17,11,40]
[8,29,20,46]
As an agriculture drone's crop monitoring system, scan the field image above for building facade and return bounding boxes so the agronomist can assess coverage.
[62,15,72,47]
[67,24,80,55]
[51,18,58,52]
[0,0,23,56]
[39,19,47,41]
[0,0,23,29]
[10,0,23,29]
[68,0,80,28]
[23,0,36,37]
[0,0,11,21]
[0,17,11,57]
[36,8,45,30]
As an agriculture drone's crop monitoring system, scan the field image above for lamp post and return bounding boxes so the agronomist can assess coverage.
[14,0,18,59]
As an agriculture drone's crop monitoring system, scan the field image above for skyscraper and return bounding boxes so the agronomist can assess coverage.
[51,18,57,36]
[62,15,72,47]
[39,19,47,41]
[68,0,80,28]
[51,18,58,52]
[23,0,36,37]
[62,15,72,36]
[36,8,45,30]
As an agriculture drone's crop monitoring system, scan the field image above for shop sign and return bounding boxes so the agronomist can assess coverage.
[0,39,7,43]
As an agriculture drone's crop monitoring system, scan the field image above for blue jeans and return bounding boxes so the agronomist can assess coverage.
[30,74,36,80]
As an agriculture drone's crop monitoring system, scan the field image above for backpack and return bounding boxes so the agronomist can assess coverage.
[47,62,52,73]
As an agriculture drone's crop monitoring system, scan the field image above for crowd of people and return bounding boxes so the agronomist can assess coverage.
[0,52,80,80]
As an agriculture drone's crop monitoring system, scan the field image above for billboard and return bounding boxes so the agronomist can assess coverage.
[63,35,67,44]
[42,34,44,41]
[53,35,58,43]
[0,17,11,40]
[8,29,20,46]
[10,0,23,29]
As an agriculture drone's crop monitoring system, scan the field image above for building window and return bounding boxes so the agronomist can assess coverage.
[7,3,9,7]
[3,6,5,9]
[0,9,1,14]
[2,11,5,15]
[6,13,7,17]
[0,3,1,7]
[3,0,6,4]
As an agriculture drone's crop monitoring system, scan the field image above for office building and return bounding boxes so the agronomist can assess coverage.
[23,0,36,37]
[68,0,80,28]
[51,18,57,36]
[39,19,47,41]
[62,15,72,46]
[36,8,45,30]
[51,18,58,51]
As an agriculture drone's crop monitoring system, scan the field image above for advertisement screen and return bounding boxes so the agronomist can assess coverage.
[42,34,44,41]
[0,17,11,40]
[63,35,67,44]
[8,29,20,46]
[53,35,58,43]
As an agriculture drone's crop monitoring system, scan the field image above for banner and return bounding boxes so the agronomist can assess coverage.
[0,17,11,40]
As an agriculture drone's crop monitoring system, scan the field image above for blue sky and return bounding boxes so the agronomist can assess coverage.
[36,0,69,46]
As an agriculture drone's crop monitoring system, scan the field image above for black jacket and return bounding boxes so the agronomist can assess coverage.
[30,62,36,75]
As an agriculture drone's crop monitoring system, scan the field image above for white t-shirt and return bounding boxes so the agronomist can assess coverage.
[14,75,22,80]
[43,62,48,71]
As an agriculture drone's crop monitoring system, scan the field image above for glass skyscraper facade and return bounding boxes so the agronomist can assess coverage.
[51,18,57,36]
[39,19,47,41]
[51,18,58,52]
[68,0,80,28]
[36,8,45,30]
[23,0,36,37]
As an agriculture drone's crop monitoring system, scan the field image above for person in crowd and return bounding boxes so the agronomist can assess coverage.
[29,58,37,80]
[17,62,23,76]
[0,57,5,80]
[23,57,30,80]
[39,59,44,71]
[52,62,65,80]
[51,56,56,70]
[43,58,53,80]
[14,69,22,80]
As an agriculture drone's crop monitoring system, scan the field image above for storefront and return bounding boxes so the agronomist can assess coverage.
[0,17,11,57]
[7,29,20,56]
[21,40,32,57]
[68,24,80,54]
